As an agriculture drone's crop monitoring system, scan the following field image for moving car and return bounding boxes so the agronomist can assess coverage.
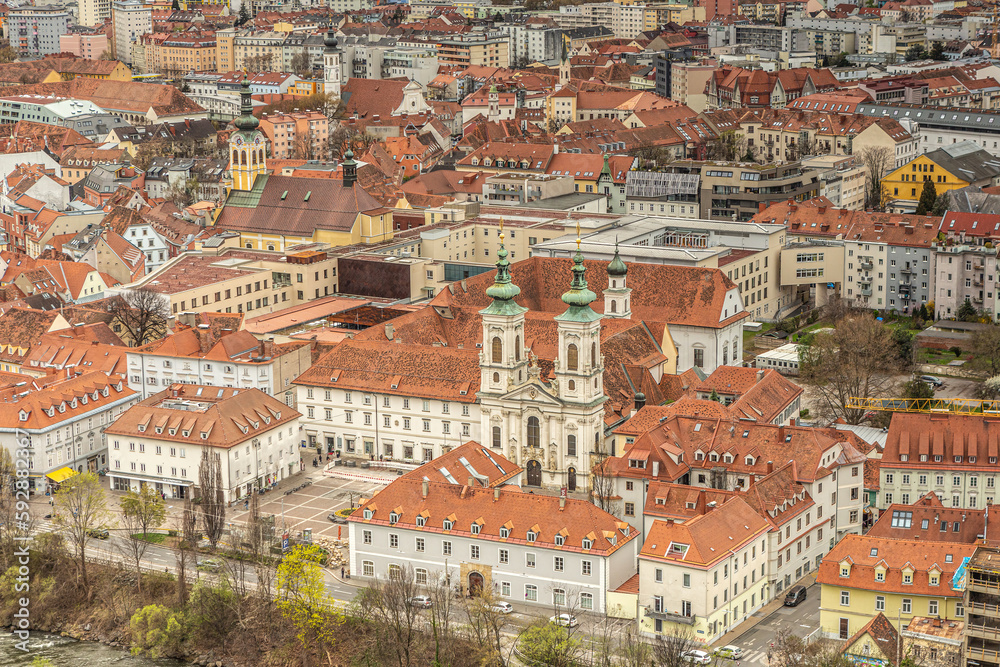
[682,650,713,664]
[489,602,514,614]
[408,595,433,608]
[549,613,578,627]
[784,584,807,606]
[715,646,744,660]
[86,528,109,540]
[920,375,944,387]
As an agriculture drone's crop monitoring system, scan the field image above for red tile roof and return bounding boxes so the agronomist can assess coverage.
[640,496,770,566]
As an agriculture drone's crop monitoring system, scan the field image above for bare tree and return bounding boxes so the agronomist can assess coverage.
[118,485,166,593]
[799,313,904,424]
[198,450,226,549]
[463,587,512,666]
[356,565,422,667]
[652,625,698,667]
[972,326,1000,378]
[590,440,621,517]
[108,287,170,347]
[290,48,312,77]
[858,145,894,211]
[54,472,110,594]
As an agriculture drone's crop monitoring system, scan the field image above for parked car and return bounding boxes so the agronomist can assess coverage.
[784,585,807,606]
[920,375,944,387]
[489,601,514,614]
[86,528,109,540]
[715,646,744,660]
[408,595,433,609]
[549,613,578,627]
[197,558,222,572]
[682,650,713,664]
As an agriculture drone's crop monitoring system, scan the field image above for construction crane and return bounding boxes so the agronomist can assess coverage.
[994,1,1000,60]
[845,397,1000,415]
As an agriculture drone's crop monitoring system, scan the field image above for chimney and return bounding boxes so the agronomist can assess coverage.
[757,369,765,382]
[559,496,566,511]
[493,486,500,501]
[468,476,475,488]
[652,461,660,477]
[758,202,766,213]
[766,460,774,474]
[385,322,394,340]
[422,478,429,498]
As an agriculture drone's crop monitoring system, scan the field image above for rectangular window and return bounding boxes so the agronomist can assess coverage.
[502,581,511,596]
[471,545,480,560]
[841,591,850,606]
[526,553,535,568]
[902,599,912,614]
[554,557,564,572]
[442,541,452,556]
[582,561,592,576]
[525,585,537,602]
[499,549,509,564]
[875,595,885,611]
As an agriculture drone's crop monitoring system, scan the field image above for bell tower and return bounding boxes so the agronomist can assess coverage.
[323,30,342,99]
[554,224,604,406]
[604,241,632,318]
[230,75,266,192]
[478,221,528,396]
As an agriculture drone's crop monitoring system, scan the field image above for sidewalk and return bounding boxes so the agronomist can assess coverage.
[709,574,817,649]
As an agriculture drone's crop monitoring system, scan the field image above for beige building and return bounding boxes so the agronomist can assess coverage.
[80,0,111,27]
[671,61,716,113]
[437,34,510,68]
[259,111,329,160]
[802,155,868,211]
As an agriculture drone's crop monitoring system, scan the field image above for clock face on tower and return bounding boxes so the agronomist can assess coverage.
[233,134,244,147]
[252,134,263,147]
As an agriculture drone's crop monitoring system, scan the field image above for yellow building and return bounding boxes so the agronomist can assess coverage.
[229,77,267,193]
[817,534,974,641]
[149,34,217,75]
[882,143,1000,212]
[288,79,323,97]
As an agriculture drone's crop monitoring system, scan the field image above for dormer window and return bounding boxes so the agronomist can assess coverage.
[934,455,942,462]
[416,516,426,527]
[363,509,373,520]
[527,530,537,543]
[471,523,481,535]
[709,453,719,462]
[695,451,704,461]
[58,404,65,413]
[155,427,163,434]
[201,433,208,440]
[971,456,978,463]
[723,454,733,463]
[182,430,190,437]
[500,527,510,538]
[583,538,593,550]
[18,410,27,422]
[168,428,176,436]
[389,512,399,525]
[138,425,146,433]
[745,456,755,465]
[930,574,940,586]
[955,456,963,463]
[903,572,913,585]
[841,565,850,577]
[443,519,454,530]
[900,454,908,462]
[876,570,885,582]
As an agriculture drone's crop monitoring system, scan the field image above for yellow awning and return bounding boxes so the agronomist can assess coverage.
[46,467,77,484]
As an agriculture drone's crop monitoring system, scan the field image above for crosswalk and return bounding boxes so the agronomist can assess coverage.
[717,650,769,666]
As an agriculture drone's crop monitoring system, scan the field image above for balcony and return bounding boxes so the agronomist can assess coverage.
[860,260,873,270]
[901,267,914,275]
[967,599,1000,616]
[970,579,1000,595]
[643,606,697,625]
[965,646,1000,664]
[976,277,985,286]
[975,295,985,304]
[968,624,1000,641]
[861,287,873,297]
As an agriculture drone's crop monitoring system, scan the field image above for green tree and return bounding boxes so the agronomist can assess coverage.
[892,328,915,364]
[903,378,935,399]
[0,41,19,64]
[31,658,54,667]
[957,297,978,322]
[905,44,928,61]
[918,304,930,321]
[54,472,110,593]
[709,389,721,402]
[238,3,251,26]
[277,544,344,665]
[130,604,188,658]
[930,41,945,60]
[914,179,937,215]
[119,485,166,593]
[518,621,582,667]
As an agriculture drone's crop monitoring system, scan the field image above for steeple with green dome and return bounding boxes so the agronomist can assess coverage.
[233,75,258,134]
[555,225,602,323]
[607,240,627,277]
[481,221,527,317]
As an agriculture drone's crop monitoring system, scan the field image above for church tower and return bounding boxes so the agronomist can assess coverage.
[487,84,499,122]
[323,30,342,98]
[558,36,570,89]
[604,242,632,319]
[230,75,266,192]
[554,228,604,406]
[478,222,528,396]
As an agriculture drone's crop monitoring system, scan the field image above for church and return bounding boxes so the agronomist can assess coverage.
[213,48,393,252]
[294,227,748,495]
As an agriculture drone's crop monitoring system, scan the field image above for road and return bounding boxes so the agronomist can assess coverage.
[717,581,823,667]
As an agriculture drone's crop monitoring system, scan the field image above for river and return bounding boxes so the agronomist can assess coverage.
[0,631,187,666]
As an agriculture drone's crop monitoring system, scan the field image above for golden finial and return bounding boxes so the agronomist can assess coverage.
[499,217,505,244]
[576,220,581,250]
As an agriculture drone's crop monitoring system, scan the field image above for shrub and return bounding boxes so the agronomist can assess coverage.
[950,346,962,357]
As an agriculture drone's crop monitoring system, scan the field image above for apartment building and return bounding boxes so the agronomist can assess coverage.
[348,442,639,611]
[882,143,1000,213]
[801,155,867,211]
[638,497,770,641]
[145,33,217,75]
[0,372,139,492]
[259,111,329,160]
[437,33,510,68]
[60,32,110,61]
[8,7,71,57]
[818,534,973,639]
[105,384,301,501]
[934,212,1000,320]
[855,104,1000,158]
[669,61,715,113]
[700,161,821,222]
[127,326,312,408]
[80,0,111,28]
[966,546,1000,667]
[112,1,151,64]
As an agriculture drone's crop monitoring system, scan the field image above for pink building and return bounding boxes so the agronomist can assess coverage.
[59,33,110,60]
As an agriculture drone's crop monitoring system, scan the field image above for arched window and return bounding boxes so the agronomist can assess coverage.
[612,279,617,288]
[723,343,729,366]
[568,380,575,391]
[251,151,257,166]
[591,342,596,367]
[527,417,540,448]
[492,426,501,449]
[492,336,502,363]
[610,300,617,313]
[240,151,246,165]
[515,335,521,361]
[259,148,264,164]
[232,149,238,164]
[567,344,578,371]
[493,372,500,383]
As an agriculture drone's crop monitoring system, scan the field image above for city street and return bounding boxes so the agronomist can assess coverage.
[714,580,823,666]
